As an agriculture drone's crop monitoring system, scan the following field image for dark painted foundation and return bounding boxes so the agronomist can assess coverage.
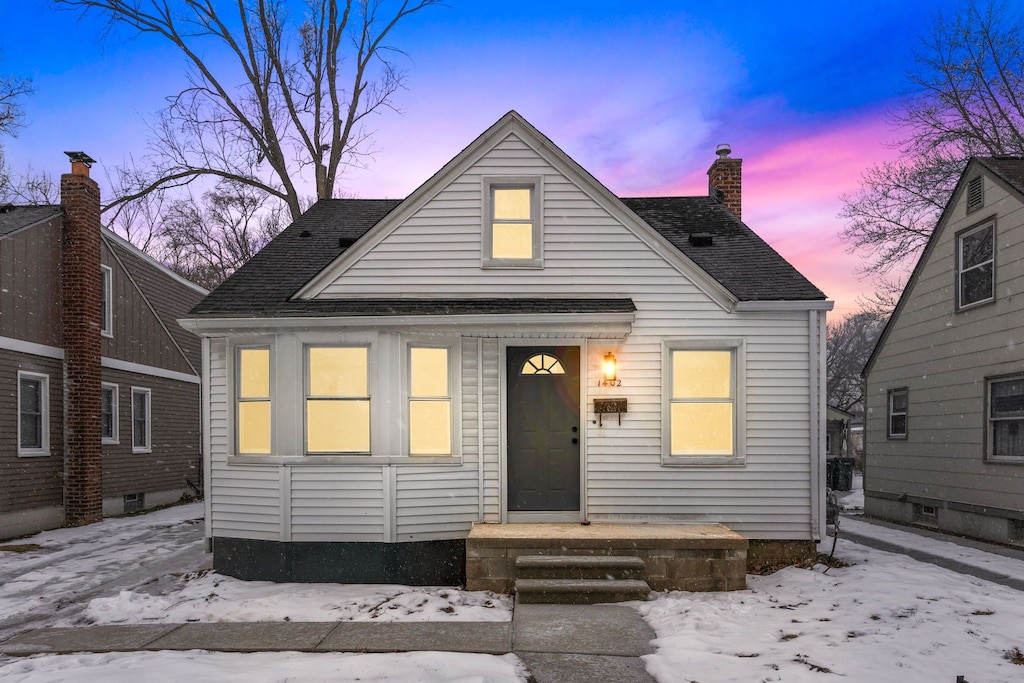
[212,537,467,585]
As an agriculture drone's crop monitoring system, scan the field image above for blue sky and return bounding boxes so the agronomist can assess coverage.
[0,0,972,316]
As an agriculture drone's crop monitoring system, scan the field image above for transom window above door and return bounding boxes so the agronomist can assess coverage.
[521,353,565,375]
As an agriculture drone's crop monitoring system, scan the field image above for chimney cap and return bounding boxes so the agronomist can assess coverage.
[64,151,96,167]
[715,144,732,159]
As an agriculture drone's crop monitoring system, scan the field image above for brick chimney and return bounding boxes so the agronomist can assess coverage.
[60,151,103,527]
[707,143,742,219]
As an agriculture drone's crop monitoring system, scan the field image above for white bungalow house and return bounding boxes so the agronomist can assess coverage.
[180,112,832,591]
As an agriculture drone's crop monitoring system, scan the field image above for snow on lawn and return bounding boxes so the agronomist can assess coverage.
[835,472,864,511]
[68,571,512,625]
[0,650,527,683]
[637,537,1024,683]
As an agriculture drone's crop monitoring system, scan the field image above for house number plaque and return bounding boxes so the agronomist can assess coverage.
[597,379,622,387]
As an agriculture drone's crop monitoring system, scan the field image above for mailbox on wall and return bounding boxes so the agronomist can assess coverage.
[594,398,627,426]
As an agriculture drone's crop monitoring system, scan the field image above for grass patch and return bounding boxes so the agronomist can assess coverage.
[749,553,850,576]
[971,609,995,616]
[1005,647,1024,665]
[0,543,42,553]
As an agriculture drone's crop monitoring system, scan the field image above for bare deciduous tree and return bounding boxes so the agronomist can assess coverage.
[55,0,440,223]
[0,57,34,200]
[841,0,1024,299]
[827,310,886,416]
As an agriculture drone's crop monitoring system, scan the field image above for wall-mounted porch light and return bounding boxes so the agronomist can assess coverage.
[602,352,617,382]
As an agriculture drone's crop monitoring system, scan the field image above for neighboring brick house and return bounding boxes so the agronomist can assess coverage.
[864,156,1024,546]
[0,153,207,539]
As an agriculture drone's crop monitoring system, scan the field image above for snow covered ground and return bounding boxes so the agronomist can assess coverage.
[2,489,1024,682]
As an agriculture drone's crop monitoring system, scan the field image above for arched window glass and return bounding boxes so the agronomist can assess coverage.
[521,353,565,375]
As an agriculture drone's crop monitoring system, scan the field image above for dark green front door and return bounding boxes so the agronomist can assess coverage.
[506,346,581,512]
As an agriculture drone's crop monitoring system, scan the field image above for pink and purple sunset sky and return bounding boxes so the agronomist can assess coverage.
[0,0,973,318]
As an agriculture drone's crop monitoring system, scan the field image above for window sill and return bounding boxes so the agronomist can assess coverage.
[886,435,907,441]
[133,447,152,454]
[481,259,543,269]
[103,438,119,445]
[228,454,463,466]
[986,456,1024,465]
[661,455,745,467]
[17,449,50,458]
[956,297,994,313]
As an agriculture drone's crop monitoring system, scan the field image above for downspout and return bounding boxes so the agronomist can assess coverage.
[202,336,213,552]
[809,310,825,542]
[477,338,485,522]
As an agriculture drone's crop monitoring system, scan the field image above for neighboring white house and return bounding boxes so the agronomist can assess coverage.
[180,112,832,584]
[863,157,1024,547]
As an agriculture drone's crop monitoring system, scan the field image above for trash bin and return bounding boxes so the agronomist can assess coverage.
[832,457,854,492]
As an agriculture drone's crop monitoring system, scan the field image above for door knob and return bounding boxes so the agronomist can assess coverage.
[572,438,578,444]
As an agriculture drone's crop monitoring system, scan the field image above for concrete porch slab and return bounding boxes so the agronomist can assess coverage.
[468,523,746,549]
[517,652,657,683]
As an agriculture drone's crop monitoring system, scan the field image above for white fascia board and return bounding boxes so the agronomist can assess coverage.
[734,300,834,312]
[0,336,65,360]
[178,312,634,338]
[101,357,201,385]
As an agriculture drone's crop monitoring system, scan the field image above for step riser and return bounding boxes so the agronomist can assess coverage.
[517,567,647,581]
[517,590,649,605]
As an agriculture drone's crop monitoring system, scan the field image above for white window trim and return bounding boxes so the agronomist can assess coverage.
[234,344,274,456]
[403,340,460,459]
[17,371,50,457]
[661,339,746,466]
[482,175,543,269]
[101,382,119,445]
[957,222,994,310]
[303,344,372,455]
[100,264,114,338]
[986,374,1024,464]
[131,386,152,454]
[887,388,908,440]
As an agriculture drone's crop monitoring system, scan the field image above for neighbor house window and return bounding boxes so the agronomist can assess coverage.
[101,383,119,444]
[988,375,1024,461]
[18,372,49,456]
[306,346,370,453]
[237,347,271,454]
[131,387,151,453]
[958,223,994,309]
[667,348,737,458]
[409,346,452,456]
[100,264,113,337]
[887,388,908,439]
[483,177,542,267]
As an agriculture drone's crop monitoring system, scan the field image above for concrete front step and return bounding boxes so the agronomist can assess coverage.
[515,554,647,581]
[516,578,651,604]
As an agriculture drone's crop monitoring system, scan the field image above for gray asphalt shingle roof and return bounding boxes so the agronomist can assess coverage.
[191,194,824,317]
[0,205,62,239]
[977,157,1024,195]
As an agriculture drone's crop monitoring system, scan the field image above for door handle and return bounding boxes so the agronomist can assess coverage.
[572,438,578,444]
[572,426,578,433]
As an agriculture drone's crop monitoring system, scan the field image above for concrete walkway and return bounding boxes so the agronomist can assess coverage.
[0,603,657,683]
[837,514,1024,592]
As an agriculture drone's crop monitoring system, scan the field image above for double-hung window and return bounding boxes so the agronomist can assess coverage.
[131,387,151,453]
[409,346,452,456]
[665,343,743,463]
[887,388,908,439]
[306,346,370,454]
[18,372,49,456]
[958,223,994,309]
[101,383,119,444]
[237,348,271,454]
[483,177,542,267]
[988,375,1024,461]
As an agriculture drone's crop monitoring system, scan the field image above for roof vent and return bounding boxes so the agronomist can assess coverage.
[299,230,312,238]
[689,232,713,247]
[966,176,983,212]
[338,236,357,249]
[0,203,15,213]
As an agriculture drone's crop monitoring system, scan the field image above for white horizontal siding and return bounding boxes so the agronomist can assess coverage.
[394,466,479,540]
[290,467,385,541]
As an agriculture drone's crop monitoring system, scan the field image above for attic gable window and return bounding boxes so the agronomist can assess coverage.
[483,177,542,268]
[957,222,994,309]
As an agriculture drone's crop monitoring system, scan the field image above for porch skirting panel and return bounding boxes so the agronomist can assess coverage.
[212,537,466,585]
